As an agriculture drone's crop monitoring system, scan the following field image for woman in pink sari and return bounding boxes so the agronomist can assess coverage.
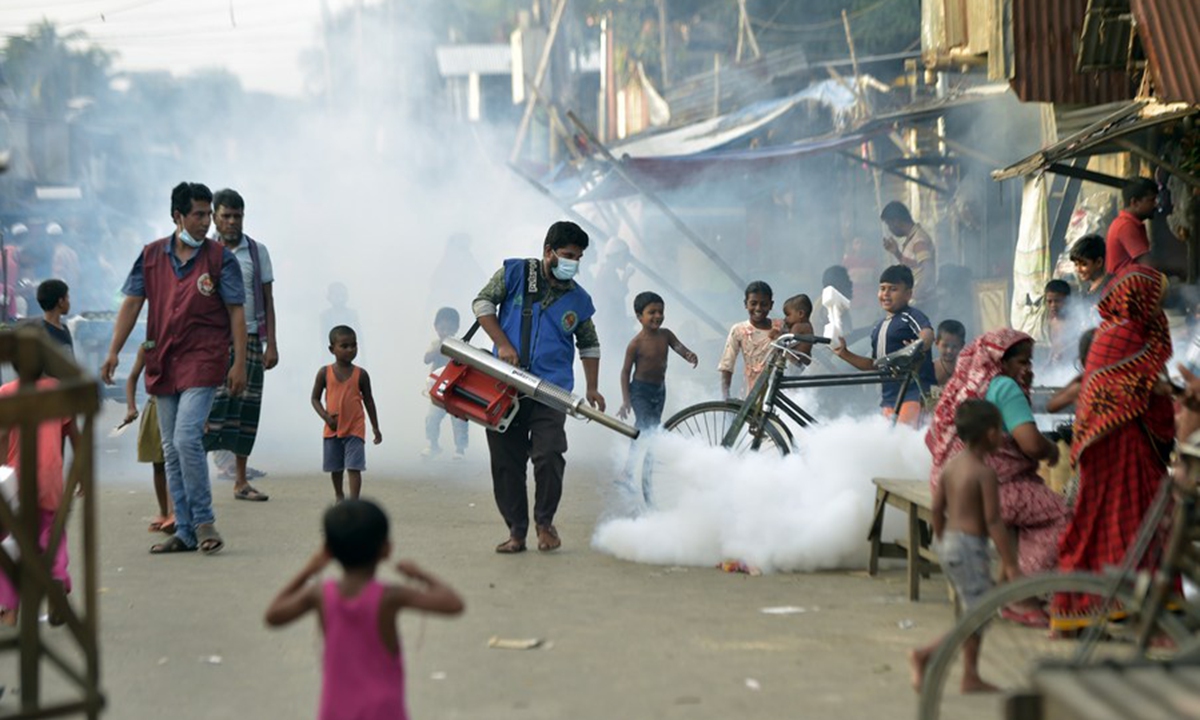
[926,329,1069,576]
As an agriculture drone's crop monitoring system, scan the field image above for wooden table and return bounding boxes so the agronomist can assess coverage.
[867,477,941,601]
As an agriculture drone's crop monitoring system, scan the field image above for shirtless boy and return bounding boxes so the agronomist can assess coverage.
[910,399,1020,694]
[618,292,698,430]
[782,294,814,366]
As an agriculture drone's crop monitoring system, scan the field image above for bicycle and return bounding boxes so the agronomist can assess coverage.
[915,441,1200,719]
[661,331,931,456]
[619,331,931,507]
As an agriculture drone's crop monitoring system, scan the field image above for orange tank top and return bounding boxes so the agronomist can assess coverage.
[323,365,366,439]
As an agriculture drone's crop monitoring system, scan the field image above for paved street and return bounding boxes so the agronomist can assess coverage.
[0,416,1005,720]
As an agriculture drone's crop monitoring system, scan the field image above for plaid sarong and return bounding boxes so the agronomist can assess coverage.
[203,335,265,457]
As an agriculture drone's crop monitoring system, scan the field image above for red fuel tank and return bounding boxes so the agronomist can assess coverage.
[429,361,520,432]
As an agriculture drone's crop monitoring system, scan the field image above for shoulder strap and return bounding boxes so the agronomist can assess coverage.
[519,258,543,370]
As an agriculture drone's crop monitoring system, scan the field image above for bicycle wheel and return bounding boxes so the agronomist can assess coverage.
[662,401,791,456]
[917,572,1190,720]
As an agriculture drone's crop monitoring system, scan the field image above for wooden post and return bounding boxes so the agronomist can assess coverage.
[0,328,104,718]
[509,0,569,164]
[736,0,760,62]
[712,53,721,117]
[657,0,670,88]
[566,110,748,292]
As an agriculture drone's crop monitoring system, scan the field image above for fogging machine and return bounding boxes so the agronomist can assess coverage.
[429,336,639,439]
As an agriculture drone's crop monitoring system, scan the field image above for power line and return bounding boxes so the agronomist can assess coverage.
[748,0,905,33]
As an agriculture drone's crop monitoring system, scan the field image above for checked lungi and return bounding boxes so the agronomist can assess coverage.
[203,334,265,457]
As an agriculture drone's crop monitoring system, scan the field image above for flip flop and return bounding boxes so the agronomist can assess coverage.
[1000,605,1050,628]
[150,536,197,554]
[235,485,269,502]
[196,525,224,555]
[160,515,176,534]
[148,516,169,533]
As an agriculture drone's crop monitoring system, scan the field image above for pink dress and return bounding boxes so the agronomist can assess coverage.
[320,579,407,720]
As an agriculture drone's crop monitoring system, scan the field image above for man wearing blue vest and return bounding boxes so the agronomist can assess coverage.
[473,221,604,554]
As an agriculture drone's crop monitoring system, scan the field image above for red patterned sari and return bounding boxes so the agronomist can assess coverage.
[926,329,1069,575]
[1051,265,1175,630]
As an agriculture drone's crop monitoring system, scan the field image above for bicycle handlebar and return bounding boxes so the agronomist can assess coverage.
[774,333,832,347]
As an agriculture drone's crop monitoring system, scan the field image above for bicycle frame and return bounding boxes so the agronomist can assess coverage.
[720,337,927,451]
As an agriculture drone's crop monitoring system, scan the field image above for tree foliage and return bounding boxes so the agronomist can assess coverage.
[2,21,114,116]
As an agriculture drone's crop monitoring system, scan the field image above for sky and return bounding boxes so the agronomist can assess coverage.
[0,0,355,97]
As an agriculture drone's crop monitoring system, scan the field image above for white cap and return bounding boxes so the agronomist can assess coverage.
[9,223,27,236]
[46,222,63,235]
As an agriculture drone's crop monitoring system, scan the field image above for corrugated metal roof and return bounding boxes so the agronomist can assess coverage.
[1132,0,1200,104]
[992,100,1199,179]
[1010,0,1134,104]
[434,44,511,78]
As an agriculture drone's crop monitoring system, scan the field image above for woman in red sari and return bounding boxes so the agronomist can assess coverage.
[1051,265,1175,631]
[927,329,1069,577]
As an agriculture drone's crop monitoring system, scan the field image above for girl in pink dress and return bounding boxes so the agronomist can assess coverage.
[266,499,464,720]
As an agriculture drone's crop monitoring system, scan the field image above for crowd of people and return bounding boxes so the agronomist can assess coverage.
[1,172,1197,716]
[911,176,1198,694]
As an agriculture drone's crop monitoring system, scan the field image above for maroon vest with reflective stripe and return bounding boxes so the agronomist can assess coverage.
[142,236,231,394]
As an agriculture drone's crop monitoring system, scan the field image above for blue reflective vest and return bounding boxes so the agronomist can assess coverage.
[496,258,595,391]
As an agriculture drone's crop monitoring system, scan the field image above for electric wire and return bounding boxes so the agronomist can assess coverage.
[748,0,906,33]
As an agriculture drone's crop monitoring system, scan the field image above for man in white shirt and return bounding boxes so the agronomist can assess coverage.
[204,188,277,501]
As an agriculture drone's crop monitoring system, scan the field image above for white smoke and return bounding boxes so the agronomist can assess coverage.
[592,415,932,573]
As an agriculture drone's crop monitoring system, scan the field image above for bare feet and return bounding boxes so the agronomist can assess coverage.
[0,607,14,627]
[961,675,1000,693]
[908,649,930,692]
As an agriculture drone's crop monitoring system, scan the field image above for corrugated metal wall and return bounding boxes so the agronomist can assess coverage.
[1009,0,1134,104]
[1133,0,1200,105]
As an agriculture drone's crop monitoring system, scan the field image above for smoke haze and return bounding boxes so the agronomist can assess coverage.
[592,417,932,573]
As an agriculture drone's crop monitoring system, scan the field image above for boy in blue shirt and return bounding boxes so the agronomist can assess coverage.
[832,264,936,426]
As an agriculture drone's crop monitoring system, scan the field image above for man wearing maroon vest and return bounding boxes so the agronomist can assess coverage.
[102,182,247,555]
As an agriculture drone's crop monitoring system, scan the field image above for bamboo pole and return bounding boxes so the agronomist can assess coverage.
[509,0,569,164]
[566,110,747,292]
[506,162,728,336]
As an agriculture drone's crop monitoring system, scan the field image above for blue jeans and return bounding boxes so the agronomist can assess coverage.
[629,380,665,430]
[156,387,218,548]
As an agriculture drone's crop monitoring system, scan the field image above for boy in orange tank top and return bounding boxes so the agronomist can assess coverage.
[311,326,382,501]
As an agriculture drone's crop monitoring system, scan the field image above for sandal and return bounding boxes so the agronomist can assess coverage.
[495,537,526,554]
[1000,605,1050,628]
[150,536,196,554]
[196,524,224,555]
[234,485,269,502]
[159,515,176,535]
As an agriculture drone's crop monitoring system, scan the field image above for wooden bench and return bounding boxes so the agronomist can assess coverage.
[867,477,941,601]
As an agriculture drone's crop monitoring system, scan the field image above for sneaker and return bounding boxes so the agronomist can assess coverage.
[420,446,441,460]
[452,450,466,461]
[245,466,267,479]
[536,524,561,552]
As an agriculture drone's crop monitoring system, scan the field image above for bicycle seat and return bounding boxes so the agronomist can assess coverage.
[873,341,924,374]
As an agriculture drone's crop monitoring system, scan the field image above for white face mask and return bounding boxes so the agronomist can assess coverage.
[552,254,579,281]
[178,227,203,248]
